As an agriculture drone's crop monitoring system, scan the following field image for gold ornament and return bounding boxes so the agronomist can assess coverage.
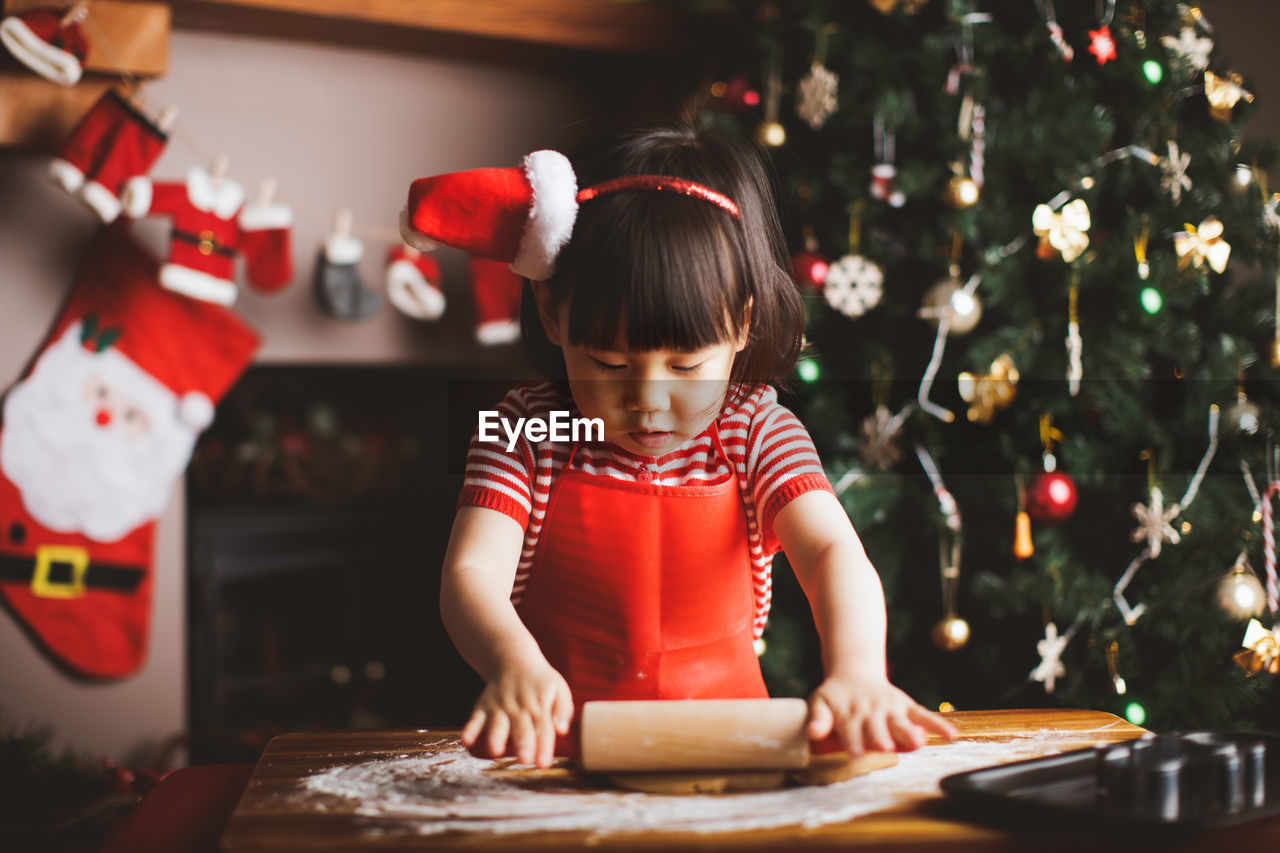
[1173,216,1231,273]
[1216,558,1266,619]
[957,354,1019,424]
[1233,618,1280,676]
[757,121,787,147]
[869,0,929,14]
[1204,70,1254,122]
[944,173,980,209]
[919,276,983,334]
[931,616,970,651]
[1014,509,1034,560]
[1032,199,1091,262]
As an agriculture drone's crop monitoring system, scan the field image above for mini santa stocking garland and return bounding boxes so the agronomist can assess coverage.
[314,209,382,322]
[123,155,294,305]
[385,244,445,321]
[0,225,258,679]
[0,2,89,86]
[49,89,176,223]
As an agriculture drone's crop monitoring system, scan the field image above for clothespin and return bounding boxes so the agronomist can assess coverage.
[209,153,230,182]
[255,177,277,206]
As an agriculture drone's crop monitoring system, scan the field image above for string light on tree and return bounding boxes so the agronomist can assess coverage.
[1140,286,1163,314]
[1143,60,1164,85]
[1125,701,1147,726]
[797,358,821,383]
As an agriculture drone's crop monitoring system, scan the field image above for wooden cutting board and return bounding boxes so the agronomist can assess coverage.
[222,709,1164,851]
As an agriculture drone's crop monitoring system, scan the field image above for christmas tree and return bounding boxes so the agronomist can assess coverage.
[700,1,1280,730]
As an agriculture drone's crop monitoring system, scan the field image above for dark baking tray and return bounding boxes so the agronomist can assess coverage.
[939,731,1280,830]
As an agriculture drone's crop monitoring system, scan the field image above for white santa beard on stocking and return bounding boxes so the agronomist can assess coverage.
[1,326,199,542]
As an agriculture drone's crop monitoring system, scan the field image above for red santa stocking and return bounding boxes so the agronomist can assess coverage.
[48,89,171,222]
[385,244,445,321]
[469,256,523,346]
[0,224,259,679]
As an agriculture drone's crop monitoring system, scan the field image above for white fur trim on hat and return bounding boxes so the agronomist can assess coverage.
[121,176,153,219]
[385,259,445,321]
[238,202,293,230]
[48,158,84,193]
[0,16,82,86]
[511,150,578,281]
[399,206,441,253]
[186,166,245,219]
[475,319,521,346]
[160,263,238,306]
[179,392,215,430]
[324,234,364,265]
[81,180,123,223]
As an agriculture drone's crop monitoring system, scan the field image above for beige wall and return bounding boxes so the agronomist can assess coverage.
[0,27,598,763]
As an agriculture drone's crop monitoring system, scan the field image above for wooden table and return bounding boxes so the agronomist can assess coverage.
[222,709,1280,851]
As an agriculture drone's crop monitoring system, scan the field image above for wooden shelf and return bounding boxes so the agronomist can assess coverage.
[4,0,170,75]
[170,0,676,53]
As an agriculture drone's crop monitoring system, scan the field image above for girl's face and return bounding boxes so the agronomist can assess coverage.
[534,286,747,456]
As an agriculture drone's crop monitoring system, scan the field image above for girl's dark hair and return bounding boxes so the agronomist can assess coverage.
[519,119,804,392]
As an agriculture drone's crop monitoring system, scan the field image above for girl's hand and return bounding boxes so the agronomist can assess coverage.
[459,660,574,768]
[806,672,958,756]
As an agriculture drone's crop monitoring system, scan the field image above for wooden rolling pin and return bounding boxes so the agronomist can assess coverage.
[579,698,840,772]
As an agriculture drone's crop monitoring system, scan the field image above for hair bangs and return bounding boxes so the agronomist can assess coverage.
[561,192,748,354]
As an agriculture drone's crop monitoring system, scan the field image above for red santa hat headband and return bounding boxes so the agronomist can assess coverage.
[401,150,739,281]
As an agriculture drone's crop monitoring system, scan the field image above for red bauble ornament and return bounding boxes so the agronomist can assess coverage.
[791,250,829,289]
[1026,471,1078,523]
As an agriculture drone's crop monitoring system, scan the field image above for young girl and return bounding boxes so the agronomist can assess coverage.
[404,120,957,769]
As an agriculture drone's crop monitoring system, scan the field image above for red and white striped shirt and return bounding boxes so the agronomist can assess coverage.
[458,381,834,639]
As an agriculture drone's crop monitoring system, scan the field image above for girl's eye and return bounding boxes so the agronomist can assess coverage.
[589,356,626,372]
[671,362,705,375]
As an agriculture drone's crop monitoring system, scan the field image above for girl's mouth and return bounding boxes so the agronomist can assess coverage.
[629,430,673,448]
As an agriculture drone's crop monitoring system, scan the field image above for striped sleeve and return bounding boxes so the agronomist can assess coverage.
[456,384,548,529]
[744,394,835,554]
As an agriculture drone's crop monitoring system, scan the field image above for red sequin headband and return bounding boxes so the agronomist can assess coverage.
[576,175,740,219]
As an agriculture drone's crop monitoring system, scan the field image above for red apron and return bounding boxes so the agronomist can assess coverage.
[514,425,767,754]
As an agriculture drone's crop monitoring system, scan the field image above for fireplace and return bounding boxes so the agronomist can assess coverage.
[185,365,514,763]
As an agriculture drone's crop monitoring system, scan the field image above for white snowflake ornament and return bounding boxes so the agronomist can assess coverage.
[796,62,839,130]
[1160,141,1192,204]
[823,254,883,319]
[1031,622,1069,694]
[1131,486,1181,559]
[1161,26,1213,75]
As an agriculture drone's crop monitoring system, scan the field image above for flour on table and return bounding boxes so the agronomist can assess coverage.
[299,728,1114,838]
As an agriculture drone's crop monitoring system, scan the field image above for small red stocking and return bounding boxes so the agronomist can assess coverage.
[385,244,445,321]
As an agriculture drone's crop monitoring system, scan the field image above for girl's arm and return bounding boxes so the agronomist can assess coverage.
[772,490,958,754]
[440,505,573,768]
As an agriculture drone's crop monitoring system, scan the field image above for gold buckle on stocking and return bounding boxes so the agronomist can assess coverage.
[31,545,90,599]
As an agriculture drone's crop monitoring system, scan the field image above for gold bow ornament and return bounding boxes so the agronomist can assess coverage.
[1204,70,1254,122]
[1233,618,1280,676]
[957,353,1019,424]
[1033,199,1091,262]
[1173,216,1231,273]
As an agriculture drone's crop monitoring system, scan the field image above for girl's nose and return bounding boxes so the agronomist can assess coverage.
[625,379,671,413]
